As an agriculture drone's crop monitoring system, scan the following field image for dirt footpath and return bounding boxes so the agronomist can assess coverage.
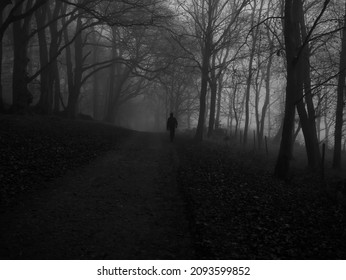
[0,132,195,259]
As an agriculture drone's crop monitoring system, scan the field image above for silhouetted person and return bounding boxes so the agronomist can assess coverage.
[167,112,178,142]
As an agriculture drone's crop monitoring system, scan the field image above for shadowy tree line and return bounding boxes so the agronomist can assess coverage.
[172,0,345,178]
[1,0,346,178]
[0,0,176,120]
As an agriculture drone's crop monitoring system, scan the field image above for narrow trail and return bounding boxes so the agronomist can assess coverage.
[0,132,194,259]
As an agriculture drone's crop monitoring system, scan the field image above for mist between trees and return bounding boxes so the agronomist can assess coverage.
[0,0,345,178]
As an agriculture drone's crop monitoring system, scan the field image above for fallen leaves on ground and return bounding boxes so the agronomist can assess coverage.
[0,115,131,207]
[176,139,346,259]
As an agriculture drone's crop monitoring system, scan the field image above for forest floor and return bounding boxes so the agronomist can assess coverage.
[0,115,193,259]
[0,115,345,259]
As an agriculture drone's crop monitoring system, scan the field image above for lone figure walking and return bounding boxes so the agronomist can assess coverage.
[167,112,178,142]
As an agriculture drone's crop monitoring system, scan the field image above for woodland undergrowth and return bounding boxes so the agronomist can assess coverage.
[176,136,346,259]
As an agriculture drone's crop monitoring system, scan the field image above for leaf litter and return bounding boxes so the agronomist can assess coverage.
[176,139,346,259]
[0,115,130,208]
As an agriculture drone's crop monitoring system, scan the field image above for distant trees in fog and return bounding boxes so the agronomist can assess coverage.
[1,0,346,176]
[0,0,175,118]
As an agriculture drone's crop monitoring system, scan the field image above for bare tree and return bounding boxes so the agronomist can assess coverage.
[175,0,249,141]
[333,1,346,169]
[274,0,301,179]
[275,0,331,178]
[243,0,265,144]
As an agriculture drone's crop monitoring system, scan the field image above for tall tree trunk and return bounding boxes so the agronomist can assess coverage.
[66,16,83,118]
[274,0,300,179]
[12,12,32,113]
[316,109,321,142]
[254,67,262,146]
[35,6,51,114]
[207,55,217,137]
[323,95,329,146]
[0,10,4,113]
[244,0,264,144]
[244,53,254,144]
[296,0,321,169]
[267,99,271,138]
[215,74,223,129]
[257,7,274,148]
[1,1,30,112]
[333,1,346,169]
[232,83,239,137]
[0,1,11,40]
[194,2,213,142]
[48,1,62,113]
[194,46,211,142]
[187,90,191,129]
[62,5,73,116]
[258,51,272,147]
[53,62,61,112]
[92,29,100,119]
[104,40,117,123]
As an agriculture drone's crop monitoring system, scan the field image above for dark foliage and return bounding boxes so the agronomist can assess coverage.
[176,139,346,259]
[0,115,131,207]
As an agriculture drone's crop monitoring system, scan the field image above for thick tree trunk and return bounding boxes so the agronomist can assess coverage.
[244,58,253,144]
[49,2,62,113]
[66,17,83,118]
[207,81,217,137]
[267,101,271,138]
[333,1,346,169]
[296,0,321,169]
[194,48,210,142]
[62,7,74,116]
[187,90,191,129]
[35,6,51,114]
[274,0,300,179]
[0,1,11,46]
[92,30,100,119]
[274,122,283,143]
[207,58,217,137]
[0,10,4,113]
[323,96,330,146]
[104,43,117,123]
[194,4,213,142]
[12,19,31,113]
[254,70,261,146]
[11,0,49,113]
[53,62,61,112]
[231,83,238,137]
[215,75,223,129]
[257,14,274,148]
[316,108,321,142]
[296,102,320,169]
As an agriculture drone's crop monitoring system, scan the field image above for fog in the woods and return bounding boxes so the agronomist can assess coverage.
[1,0,346,176]
[2,0,346,261]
